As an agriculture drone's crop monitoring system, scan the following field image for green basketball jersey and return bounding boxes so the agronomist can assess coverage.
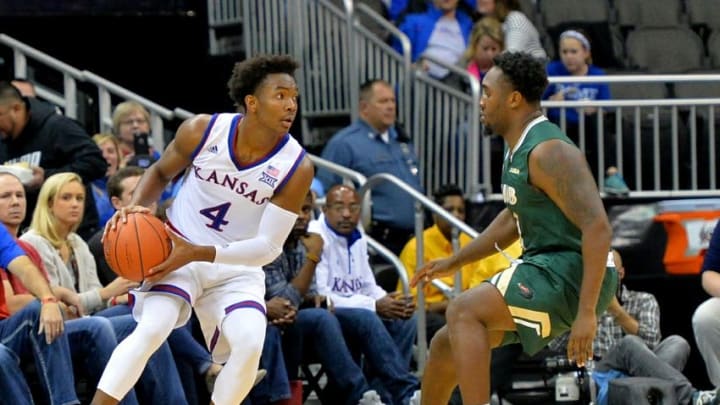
[501,118,582,256]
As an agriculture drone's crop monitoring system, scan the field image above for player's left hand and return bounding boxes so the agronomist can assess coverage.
[146,227,204,283]
[566,311,597,368]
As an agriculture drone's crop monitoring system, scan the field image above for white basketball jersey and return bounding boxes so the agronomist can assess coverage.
[167,113,305,246]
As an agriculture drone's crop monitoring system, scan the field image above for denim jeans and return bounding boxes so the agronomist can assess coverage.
[335,308,419,405]
[65,316,139,405]
[596,335,694,404]
[295,308,372,405]
[0,343,33,405]
[0,300,78,405]
[382,314,417,369]
[95,309,188,404]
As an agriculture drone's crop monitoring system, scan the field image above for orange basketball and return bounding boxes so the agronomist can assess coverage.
[103,212,172,282]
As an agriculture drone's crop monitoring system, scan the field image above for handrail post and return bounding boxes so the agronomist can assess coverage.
[414,199,427,373]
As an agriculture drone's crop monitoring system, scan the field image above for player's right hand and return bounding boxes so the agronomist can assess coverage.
[410,257,458,288]
[103,205,152,242]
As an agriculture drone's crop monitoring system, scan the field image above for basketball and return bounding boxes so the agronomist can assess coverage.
[103,212,172,282]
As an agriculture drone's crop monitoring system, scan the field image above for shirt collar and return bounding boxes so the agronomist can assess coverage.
[324,216,363,247]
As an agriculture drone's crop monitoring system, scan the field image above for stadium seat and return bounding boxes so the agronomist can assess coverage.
[708,30,720,68]
[616,0,684,32]
[687,0,720,29]
[540,0,624,68]
[626,27,705,73]
[539,0,609,29]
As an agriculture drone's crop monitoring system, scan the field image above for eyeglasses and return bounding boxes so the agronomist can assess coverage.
[327,204,361,214]
[120,118,148,126]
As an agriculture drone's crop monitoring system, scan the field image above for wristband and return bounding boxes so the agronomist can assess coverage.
[41,297,59,305]
[306,252,320,264]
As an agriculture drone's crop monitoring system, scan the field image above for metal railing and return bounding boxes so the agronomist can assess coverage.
[0,33,193,152]
[538,74,720,199]
[358,172,479,373]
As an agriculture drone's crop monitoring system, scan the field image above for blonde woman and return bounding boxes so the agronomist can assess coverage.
[20,172,136,312]
[463,16,504,81]
[92,134,122,227]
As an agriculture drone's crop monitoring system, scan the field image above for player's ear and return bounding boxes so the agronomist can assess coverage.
[110,196,122,211]
[245,95,257,112]
[508,90,522,109]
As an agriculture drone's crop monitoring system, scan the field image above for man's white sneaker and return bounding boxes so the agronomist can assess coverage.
[358,389,385,405]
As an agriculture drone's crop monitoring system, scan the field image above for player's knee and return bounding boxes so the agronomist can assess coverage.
[429,325,451,353]
[446,292,479,325]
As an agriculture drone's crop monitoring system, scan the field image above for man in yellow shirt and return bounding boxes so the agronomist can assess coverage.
[398,184,521,342]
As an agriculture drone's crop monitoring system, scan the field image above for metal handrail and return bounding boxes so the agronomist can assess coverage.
[0,34,83,79]
[543,98,720,107]
[358,172,479,372]
[549,74,720,83]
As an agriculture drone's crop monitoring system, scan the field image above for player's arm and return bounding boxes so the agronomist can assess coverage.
[529,139,611,365]
[445,208,519,269]
[211,157,314,265]
[130,115,209,207]
[410,208,519,286]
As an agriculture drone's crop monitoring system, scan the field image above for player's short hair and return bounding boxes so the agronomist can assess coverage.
[433,183,464,205]
[493,52,548,103]
[227,54,300,110]
[107,166,145,199]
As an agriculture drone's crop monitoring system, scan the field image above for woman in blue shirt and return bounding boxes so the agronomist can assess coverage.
[543,29,612,179]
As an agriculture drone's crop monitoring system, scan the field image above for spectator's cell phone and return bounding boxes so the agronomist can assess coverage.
[133,132,150,156]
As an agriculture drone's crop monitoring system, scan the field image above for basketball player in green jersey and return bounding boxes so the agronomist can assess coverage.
[410,51,618,405]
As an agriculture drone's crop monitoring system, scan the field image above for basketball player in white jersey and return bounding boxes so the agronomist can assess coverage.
[91,55,314,405]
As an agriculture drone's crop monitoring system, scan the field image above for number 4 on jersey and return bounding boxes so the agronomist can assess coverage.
[199,202,231,231]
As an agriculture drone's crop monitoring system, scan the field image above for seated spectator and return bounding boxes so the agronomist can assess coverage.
[91,134,123,228]
[18,172,189,404]
[463,16,504,82]
[398,184,521,342]
[0,215,78,404]
[88,166,153,286]
[111,101,162,166]
[474,0,546,59]
[0,81,107,240]
[694,221,720,388]
[0,171,141,404]
[542,29,610,129]
[542,29,614,180]
[316,79,423,255]
[393,0,474,80]
[254,189,387,404]
[551,250,718,404]
[309,184,420,405]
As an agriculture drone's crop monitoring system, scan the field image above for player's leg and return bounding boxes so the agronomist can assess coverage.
[211,308,266,405]
[421,283,515,405]
[92,294,184,405]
